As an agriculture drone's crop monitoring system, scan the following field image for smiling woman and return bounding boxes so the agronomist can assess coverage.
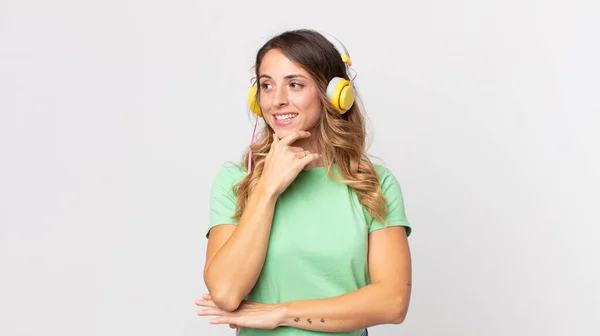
[198,29,412,336]
[256,61,321,137]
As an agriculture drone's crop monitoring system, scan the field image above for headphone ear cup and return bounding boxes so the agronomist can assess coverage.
[247,84,262,117]
[326,77,355,114]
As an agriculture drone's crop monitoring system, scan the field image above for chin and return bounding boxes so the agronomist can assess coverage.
[274,129,294,140]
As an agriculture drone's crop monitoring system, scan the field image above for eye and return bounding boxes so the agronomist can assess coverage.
[260,83,272,90]
[290,82,304,88]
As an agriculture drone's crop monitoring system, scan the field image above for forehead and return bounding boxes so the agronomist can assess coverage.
[258,49,309,77]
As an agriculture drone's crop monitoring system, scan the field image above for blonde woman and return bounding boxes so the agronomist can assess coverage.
[196,29,413,336]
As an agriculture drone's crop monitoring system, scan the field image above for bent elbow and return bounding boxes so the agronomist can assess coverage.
[390,312,407,325]
[210,289,244,312]
[388,296,409,324]
[204,274,245,312]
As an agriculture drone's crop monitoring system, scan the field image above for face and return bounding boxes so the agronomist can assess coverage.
[258,49,323,140]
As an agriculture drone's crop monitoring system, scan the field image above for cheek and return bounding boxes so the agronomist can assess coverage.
[258,92,270,110]
[294,92,322,118]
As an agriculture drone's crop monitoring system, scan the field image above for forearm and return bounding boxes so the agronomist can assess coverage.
[204,182,278,311]
[278,282,410,332]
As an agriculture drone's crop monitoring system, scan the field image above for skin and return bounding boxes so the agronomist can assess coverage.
[202,131,320,312]
[197,226,412,332]
[199,49,413,332]
[257,48,323,166]
[202,51,325,313]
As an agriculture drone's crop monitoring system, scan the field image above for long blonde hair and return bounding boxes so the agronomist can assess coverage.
[232,29,387,225]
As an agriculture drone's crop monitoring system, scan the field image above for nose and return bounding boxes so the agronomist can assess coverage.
[271,85,289,108]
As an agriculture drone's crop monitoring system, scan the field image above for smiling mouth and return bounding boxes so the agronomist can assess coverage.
[274,113,298,121]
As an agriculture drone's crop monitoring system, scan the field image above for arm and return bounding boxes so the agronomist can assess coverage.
[203,181,278,312]
[204,131,320,313]
[278,226,412,332]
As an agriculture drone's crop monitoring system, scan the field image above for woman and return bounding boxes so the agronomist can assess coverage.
[196,29,413,336]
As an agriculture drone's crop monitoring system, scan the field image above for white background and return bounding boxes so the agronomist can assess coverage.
[1,1,598,335]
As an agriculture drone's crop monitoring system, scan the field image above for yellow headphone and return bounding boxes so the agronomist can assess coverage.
[247,32,355,117]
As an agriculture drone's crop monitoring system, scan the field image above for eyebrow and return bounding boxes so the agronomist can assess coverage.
[259,74,308,80]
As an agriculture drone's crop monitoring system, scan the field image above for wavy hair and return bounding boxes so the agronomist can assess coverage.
[231,29,387,225]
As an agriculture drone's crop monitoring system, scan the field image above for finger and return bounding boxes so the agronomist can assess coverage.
[269,133,279,152]
[194,299,210,307]
[295,150,310,159]
[287,146,305,153]
[196,308,223,317]
[229,324,239,329]
[278,130,311,146]
[194,299,218,308]
[209,317,230,325]
[202,294,212,300]
[298,153,321,168]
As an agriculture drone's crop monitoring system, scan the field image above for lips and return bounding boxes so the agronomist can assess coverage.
[272,113,298,127]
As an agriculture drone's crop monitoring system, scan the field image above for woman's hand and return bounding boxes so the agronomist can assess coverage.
[195,294,285,330]
[259,131,321,197]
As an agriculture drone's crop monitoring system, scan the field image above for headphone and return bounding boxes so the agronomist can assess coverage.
[247,31,356,117]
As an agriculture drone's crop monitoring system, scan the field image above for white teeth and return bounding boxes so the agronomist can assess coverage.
[275,114,297,121]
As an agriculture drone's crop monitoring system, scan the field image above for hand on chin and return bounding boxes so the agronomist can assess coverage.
[274,128,305,140]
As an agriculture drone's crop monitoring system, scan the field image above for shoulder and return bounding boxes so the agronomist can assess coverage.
[371,163,397,186]
[211,162,247,188]
[372,163,390,177]
[367,163,412,236]
[214,162,247,180]
[370,163,407,205]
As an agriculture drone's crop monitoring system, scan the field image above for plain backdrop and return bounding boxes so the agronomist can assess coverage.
[1,1,598,335]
